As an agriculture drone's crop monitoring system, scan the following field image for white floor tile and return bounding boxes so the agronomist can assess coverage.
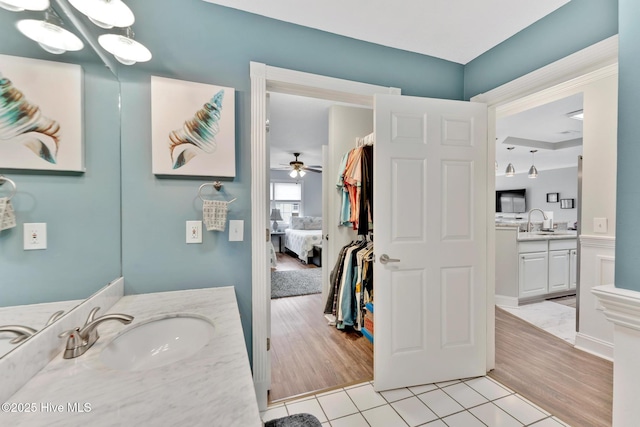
[286,398,328,423]
[408,383,438,395]
[440,410,485,427]
[285,395,316,404]
[469,402,523,427]
[464,377,512,400]
[416,389,464,418]
[391,396,438,426]
[493,394,547,425]
[435,379,460,388]
[317,390,359,420]
[261,405,289,422]
[322,423,330,427]
[380,387,414,403]
[514,393,551,416]
[440,382,488,409]
[316,388,345,398]
[361,404,409,427]
[424,420,447,426]
[345,383,387,411]
[329,413,370,427]
[530,417,569,426]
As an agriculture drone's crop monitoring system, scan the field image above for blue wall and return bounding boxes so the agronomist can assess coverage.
[615,0,640,291]
[463,0,618,100]
[0,63,122,307]
[118,1,464,361]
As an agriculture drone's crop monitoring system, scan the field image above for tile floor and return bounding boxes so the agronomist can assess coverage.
[262,376,570,426]
[498,299,576,344]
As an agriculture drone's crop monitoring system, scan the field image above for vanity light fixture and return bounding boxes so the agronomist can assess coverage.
[0,0,48,12]
[528,149,538,179]
[68,0,134,29]
[567,109,584,120]
[98,27,151,65]
[505,146,515,177]
[16,9,84,55]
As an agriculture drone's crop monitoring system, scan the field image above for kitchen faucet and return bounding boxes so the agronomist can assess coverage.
[61,307,133,359]
[526,208,548,232]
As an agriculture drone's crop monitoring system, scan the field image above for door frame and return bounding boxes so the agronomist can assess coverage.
[250,34,618,410]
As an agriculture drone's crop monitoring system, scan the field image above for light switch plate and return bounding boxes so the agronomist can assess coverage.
[24,223,47,250]
[594,217,607,233]
[186,221,202,244]
[229,220,244,241]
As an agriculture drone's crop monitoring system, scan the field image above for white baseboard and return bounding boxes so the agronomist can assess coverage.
[495,295,519,308]
[575,332,614,361]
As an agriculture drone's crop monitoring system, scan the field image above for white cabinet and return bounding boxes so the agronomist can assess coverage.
[569,249,577,290]
[548,250,570,292]
[519,252,549,298]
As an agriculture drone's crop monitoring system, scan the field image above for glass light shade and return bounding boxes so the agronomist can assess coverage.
[528,164,538,178]
[69,0,134,29]
[0,0,48,11]
[298,169,306,177]
[505,163,515,177]
[16,19,84,54]
[289,169,297,178]
[98,33,151,65]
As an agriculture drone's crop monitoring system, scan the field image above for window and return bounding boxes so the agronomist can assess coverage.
[270,181,302,226]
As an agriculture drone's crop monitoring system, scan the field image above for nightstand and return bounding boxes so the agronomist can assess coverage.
[271,231,285,252]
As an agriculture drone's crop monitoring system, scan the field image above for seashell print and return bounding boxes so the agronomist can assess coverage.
[0,76,60,164]
[169,89,224,169]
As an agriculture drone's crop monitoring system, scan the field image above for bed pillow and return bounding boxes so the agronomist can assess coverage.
[304,217,323,230]
[290,217,306,230]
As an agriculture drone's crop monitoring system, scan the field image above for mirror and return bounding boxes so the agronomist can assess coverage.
[0,1,121,357]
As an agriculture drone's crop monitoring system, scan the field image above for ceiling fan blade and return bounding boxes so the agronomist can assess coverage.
[305,168,322,173]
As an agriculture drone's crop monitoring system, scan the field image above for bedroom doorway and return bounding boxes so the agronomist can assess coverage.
[267,92,374,402]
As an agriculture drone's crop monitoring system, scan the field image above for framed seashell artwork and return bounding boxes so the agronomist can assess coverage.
[151,76,236,177]
[0,54,83,172]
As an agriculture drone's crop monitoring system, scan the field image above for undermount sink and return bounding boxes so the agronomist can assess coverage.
[100,315,215,371]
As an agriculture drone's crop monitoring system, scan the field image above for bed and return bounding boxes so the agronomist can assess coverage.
[284,216,323,262]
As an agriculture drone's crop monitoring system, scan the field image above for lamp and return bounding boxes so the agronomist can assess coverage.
[505,147,515,177]
[0,0,48,12]
[528,150,538,178]
[68,0,134,29]
[270,208,283,232]
[98,27,151,65]
[16,9,84,54]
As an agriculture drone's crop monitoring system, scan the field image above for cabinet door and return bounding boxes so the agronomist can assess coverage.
[549,249,570,293]
[519,252,548,298]
[569,249,577,290]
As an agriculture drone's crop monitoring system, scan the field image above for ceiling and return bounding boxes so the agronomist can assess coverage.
[269,92,583,174]
[203,0,570,64]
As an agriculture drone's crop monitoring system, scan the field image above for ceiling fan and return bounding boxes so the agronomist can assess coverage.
[277,152,322,177]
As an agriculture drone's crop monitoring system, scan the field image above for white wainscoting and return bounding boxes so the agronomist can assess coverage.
[575,235,615,360]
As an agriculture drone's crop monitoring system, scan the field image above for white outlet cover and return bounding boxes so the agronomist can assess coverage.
[186,220,203,244]
[229,220,244,241]
[24,223,47,250]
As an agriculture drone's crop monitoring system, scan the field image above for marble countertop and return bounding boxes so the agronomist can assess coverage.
[0,300,82,359]
[2,287,262,427]
[516,230,578,241]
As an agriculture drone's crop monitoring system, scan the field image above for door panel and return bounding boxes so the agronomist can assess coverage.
[374,94,487,391]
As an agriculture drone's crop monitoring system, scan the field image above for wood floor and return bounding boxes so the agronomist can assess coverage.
[269,293,373,402]
[491,307,613,426]
[275,252,318,271]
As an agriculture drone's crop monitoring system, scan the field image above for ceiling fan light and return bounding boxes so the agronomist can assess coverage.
[69,0,134,29]
[289,169,297,178]
[98,32,152,65]
[298,169,306,177]
[0,0,49,12]
[16,18,84,54]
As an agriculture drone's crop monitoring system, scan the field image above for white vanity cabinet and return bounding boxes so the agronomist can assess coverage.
[496,227,578,307]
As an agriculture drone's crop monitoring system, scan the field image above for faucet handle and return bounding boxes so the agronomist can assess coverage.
[85,307,101,326]
[45,310,65,327]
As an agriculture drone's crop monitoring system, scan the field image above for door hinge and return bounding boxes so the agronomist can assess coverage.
[266,228,270,242]
[267,337,271,351]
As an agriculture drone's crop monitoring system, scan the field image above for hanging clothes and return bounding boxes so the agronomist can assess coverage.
[336,139,373,234]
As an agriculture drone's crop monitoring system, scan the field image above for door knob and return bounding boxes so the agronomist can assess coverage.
[379,254,400,264]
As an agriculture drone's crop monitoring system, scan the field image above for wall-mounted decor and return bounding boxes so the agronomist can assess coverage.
[546,192,559,203]
[560,198,575,209]
[0,54,83,172]
[151,76,236,177]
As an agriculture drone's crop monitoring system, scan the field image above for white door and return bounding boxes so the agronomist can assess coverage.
[373,94,487,390]
[321,145,329,304]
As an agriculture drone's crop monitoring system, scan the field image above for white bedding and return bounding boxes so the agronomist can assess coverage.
[284,229,322,262]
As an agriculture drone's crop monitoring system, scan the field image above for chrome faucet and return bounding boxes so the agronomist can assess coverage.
[0,310,66,345]
[0,325,38,344]
[526,208,548,232]
[61,307,133,359]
